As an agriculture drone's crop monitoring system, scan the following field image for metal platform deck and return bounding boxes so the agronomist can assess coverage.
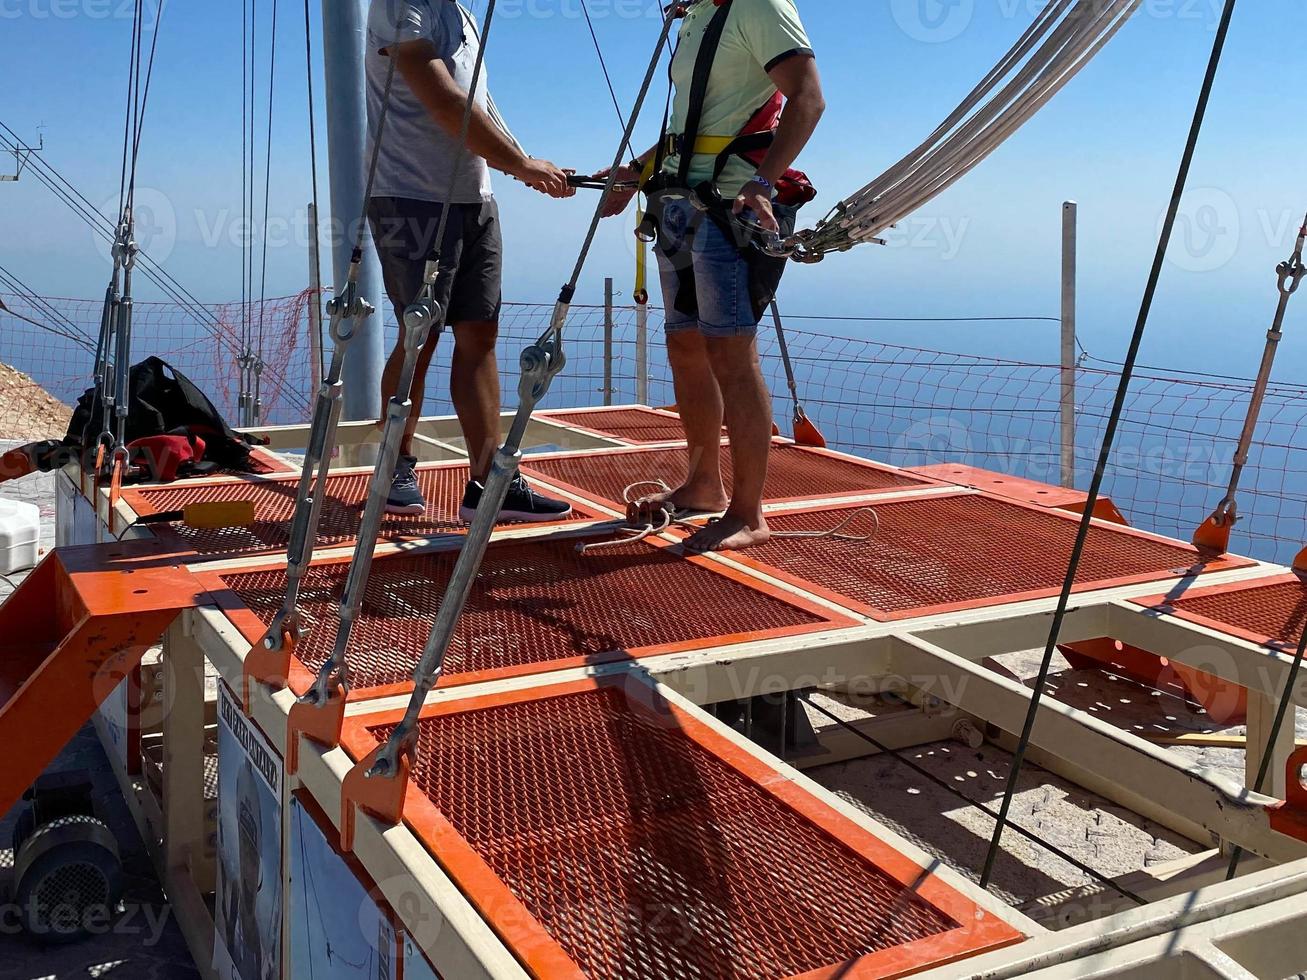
[46,406,1307,980]
[339,679,1023,979]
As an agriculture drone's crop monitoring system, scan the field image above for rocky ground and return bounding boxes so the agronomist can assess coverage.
[0,363,72,442]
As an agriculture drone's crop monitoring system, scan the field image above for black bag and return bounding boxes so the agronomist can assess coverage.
[26,357,259,475]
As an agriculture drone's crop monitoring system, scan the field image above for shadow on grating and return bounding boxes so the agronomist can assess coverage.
[218,536,833,693]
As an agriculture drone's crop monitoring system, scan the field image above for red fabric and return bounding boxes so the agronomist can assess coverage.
[736,93,817,207]
[0,448,36,484]
[128,433,206,483]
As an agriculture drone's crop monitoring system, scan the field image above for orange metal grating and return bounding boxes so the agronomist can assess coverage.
[214,535,841,696]
[724,495,1243,621]
[522,444,930,511]
[352,683,1020,979]
[1156,574,1307,648]
[543,407,700,443]
[124,465,593,556]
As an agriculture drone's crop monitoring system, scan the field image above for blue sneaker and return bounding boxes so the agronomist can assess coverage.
[386,455,426,516]
[460,475,572,523]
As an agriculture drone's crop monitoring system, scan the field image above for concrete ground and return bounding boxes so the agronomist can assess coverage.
[0,449,199,979]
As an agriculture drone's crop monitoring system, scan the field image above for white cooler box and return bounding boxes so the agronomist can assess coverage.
[0,499,41,575]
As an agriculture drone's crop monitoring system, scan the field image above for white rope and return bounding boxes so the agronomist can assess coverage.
[799,0,1139,256]
[575,480,881,555]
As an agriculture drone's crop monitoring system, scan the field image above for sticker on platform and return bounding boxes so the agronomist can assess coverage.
[214,683,284,980]
[288,796,400,979]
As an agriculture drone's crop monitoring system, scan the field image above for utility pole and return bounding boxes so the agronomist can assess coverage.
[1060,201,1078,490]
[1,130,43,182]
[320,1,384,423]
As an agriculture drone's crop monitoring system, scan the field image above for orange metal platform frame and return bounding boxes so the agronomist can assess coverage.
[197,533,856,702]
[337,677,1025,980]
[0,540,207,815]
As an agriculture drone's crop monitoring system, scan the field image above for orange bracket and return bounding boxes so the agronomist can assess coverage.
[285,683,347,776]
[107,452,125,537]
[340,746,411,853]
[792,411,827,449]
[1294,546,1307,574]
[1268,746,1307,842]
[1192,513,1233,555]
[241,628,297,715]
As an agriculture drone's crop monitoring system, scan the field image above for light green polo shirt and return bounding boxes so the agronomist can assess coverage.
[663,0,814,198]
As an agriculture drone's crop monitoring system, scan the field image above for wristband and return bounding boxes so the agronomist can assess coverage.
[748,174,774,192]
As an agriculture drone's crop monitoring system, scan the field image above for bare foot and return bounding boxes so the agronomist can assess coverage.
[684,514,771,553]
[629,483,727,524]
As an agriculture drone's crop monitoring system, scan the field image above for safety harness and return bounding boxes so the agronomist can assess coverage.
[637,0,816,321]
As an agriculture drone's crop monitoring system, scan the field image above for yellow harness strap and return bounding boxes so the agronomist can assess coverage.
[634,157,658,304]
[663,133,737,158]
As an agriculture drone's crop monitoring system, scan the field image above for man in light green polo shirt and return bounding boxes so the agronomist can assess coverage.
[601,0,825,553]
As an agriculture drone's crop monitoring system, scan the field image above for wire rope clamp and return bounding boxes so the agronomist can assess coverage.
[241,625,298,716]
[339,743,411,854]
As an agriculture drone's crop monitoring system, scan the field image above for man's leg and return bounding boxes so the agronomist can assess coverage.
[684,335,773,553]
[379,323,439,459]
[670,330,729,507]
[450,320,500,481]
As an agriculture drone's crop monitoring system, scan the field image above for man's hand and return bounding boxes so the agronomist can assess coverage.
[512,158,576,199]
[733,179,778,233]
[597,164,642,218]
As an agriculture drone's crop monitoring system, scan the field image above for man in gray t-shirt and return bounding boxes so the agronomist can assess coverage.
[365,0,574,522]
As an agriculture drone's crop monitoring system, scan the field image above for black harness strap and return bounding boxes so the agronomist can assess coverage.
[676,0,734,187]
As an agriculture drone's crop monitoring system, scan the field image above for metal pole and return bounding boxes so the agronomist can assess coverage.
[307,201,325,395]
[635,303,649,406]
[1060,201,1078,489]
[603,277,614,406]
[321,0,384,423]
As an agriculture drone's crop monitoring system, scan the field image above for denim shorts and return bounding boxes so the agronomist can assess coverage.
[654,197,793,340]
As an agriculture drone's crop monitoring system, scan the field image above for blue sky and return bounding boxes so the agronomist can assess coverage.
[1,0,1304,376]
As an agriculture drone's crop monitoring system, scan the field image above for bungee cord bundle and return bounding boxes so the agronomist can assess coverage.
[767,0,1141,263]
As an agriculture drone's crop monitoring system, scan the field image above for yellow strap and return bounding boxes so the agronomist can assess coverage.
[665,134,736,158]
[634,157,657,302]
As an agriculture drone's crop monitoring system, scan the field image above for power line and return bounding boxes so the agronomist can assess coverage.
[0,122,312,413]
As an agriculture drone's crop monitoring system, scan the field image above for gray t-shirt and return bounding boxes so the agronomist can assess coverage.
[366,0,494,204]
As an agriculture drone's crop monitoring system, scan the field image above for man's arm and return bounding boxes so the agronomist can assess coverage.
[392,39,573,198]
[734,52,825,230]
[598,141,660,218]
